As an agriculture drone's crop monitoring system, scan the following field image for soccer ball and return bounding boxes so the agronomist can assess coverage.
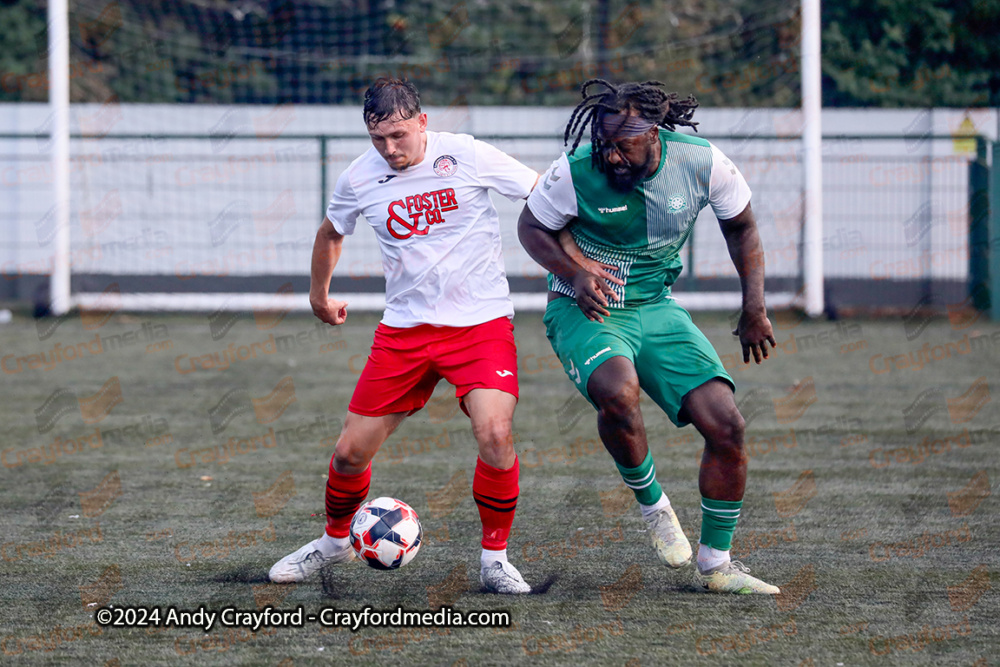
[350,497,422,570]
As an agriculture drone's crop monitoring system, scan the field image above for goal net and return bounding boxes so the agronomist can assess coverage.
[12,1,814,313]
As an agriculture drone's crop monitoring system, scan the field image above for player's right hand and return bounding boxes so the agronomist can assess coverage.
[572,270,618,324]
[577,257,624,288]
[311,296,349,326]
[558,229,625,289]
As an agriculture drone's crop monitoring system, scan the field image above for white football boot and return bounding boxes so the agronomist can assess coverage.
[480,560,531,594]
[644,505,693,568]
[694,560,780,594]
[269,537,355,583]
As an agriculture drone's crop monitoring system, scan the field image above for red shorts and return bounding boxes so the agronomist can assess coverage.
[348,317,519,417]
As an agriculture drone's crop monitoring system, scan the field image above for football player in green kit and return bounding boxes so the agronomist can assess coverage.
[519,79,780,594]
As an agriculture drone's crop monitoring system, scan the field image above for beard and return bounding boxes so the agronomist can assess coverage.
[605,153,654,192]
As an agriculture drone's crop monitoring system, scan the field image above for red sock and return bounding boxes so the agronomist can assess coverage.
[473,456,519,550]
[325,461,371,538]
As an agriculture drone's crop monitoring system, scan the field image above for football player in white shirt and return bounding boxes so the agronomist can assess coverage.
[269,78,538,594]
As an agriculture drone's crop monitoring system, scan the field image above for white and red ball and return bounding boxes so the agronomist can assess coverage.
[349,497,422,570]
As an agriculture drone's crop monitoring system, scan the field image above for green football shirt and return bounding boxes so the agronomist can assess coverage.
[526,129,751,307]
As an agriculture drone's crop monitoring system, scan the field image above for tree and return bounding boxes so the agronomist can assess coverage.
[1,0,995,107]
[0,2,49,102]
[822,0,998,107]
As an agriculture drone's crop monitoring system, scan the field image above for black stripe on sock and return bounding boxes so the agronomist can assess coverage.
[473,491,519,505]
[474,498,518,512]
[326,494,366,503]
[326,500,364,510]
[327,482,370,494]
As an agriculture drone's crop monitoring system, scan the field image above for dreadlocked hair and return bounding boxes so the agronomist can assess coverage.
[563,79,699,172]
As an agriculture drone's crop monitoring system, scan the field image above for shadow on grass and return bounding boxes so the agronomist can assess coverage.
[211,564,271,584]
[475,573,558,595]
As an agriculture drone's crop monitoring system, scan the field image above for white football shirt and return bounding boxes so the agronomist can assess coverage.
[326,131,537,328]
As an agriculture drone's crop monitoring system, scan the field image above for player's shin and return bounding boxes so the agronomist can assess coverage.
[698,497,741,571]
[473,456,519,566]
[323,460,372,553]
[615,451,668,513]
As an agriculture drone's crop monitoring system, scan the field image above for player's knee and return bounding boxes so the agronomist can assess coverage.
[474,420,516,469]
[475,418,513,452]
[727,409,746,444]
[595,388,639,424]
[706,409,745,454]
[332,440,371,473]
[592,375,640,421]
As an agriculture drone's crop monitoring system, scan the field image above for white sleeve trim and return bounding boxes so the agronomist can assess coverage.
[708,142,752,220]
[526,153,577,230]
[473,138,539,201]
[326,171,360,236]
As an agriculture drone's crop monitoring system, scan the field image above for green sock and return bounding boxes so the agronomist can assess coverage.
[700,497,742,551]
[615,451,665,506]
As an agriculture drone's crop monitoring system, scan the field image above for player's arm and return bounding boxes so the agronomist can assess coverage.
[472,137,618,286]
[718,202,776,364]
[557,229,623,289]
[518,206,618,323]
[309,217,348,326]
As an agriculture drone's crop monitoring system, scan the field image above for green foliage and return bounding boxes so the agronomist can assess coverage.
[0,2,48,102]
[822,0,997,107]
[0,0,994,106]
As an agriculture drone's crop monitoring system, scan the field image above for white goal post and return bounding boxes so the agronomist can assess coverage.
[48,3,818,316]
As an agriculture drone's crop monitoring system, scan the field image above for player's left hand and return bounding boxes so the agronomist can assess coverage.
[732,310,776,364]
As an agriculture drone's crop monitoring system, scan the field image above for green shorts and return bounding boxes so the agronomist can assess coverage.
[542,296,734,427]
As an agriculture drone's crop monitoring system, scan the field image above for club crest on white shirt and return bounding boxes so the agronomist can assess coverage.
[433,155,459,177]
